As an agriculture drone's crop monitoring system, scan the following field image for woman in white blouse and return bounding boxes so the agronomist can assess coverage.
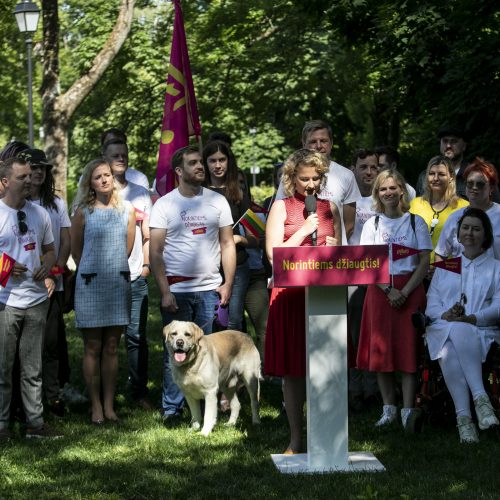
[426,207,500,443]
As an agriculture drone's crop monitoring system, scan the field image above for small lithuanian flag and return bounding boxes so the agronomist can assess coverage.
[237,209,266,237]
[0,251,15,287]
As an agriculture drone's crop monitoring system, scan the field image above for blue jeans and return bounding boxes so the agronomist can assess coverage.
[160,290,219,415]
[0,300,49,430]
[228,261,250,331]
[125,276,149,400]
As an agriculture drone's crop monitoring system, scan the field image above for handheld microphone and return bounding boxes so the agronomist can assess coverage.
[305,194,317,246]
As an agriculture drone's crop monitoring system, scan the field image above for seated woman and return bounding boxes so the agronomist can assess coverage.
[426,207,500,443]
[265,148,341,454]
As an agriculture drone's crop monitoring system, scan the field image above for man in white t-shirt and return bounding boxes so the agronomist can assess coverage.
[0,158,60,440]
[149,145,236,425]
[104,139,154,410]
[100,127,150,190]
[276,120,361,242]
[375,145,416,201]
[348,149,380,411]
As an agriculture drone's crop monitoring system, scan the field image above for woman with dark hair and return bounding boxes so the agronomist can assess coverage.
[20,149,72,416]
[203,140,254,332]
[410,155,468,262]
[426,207,500,443]
[436,157,500,260]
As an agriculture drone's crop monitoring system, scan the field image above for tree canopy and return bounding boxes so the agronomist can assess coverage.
[2,0,500,197]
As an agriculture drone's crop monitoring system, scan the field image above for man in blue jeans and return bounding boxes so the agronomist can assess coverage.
[105,139,154,409]
[149,145,236,426]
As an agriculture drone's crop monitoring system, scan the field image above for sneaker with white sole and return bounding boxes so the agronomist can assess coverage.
[474,394,499,430]
[457,416,479,443]
[375,404,397,427]
[26,423,63,439]
[401,407,423,433]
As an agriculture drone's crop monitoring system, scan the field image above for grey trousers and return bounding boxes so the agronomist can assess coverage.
[0,300,49,430]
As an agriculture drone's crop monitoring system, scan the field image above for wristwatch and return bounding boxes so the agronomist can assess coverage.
[383,285,392,295]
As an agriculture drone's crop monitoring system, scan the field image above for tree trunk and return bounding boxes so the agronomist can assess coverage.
[41,0,135,199]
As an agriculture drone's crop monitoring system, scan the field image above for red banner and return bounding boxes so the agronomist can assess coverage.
[431,257,461,274]
[392,243,422,261]
[272,245,390,287]
[0,252,15,287]
[155,0,201,196]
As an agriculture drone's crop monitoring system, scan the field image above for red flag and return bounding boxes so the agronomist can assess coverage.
[431,257,462,274]
[0,252,15,287]
[391,243,422,261]
[156,0,201,196]
[167,276,195,285]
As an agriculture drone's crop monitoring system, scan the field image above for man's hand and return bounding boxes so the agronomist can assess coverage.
[161,291,178,313]
[216,282,232,306]
[33,264,50,282]
[12,262,28,277]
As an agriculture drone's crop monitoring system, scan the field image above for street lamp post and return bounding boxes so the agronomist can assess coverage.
[14,0,41,148]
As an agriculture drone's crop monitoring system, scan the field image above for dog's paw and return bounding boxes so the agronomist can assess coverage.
[189,422,201,432]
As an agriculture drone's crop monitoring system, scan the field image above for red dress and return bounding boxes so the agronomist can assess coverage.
[264,193,335,377]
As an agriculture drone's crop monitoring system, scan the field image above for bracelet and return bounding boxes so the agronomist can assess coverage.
[143,264,151,270]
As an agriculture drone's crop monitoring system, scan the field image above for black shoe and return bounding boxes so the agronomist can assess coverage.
[162,412,183,428]
[47,399,65,418]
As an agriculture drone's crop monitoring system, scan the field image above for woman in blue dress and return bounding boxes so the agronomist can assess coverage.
[71,159,135,424]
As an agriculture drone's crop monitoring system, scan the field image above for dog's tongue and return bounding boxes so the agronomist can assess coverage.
[174,351,187,363]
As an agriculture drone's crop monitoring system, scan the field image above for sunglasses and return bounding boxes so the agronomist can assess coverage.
[466,180,487,190]
[17,210,28,235]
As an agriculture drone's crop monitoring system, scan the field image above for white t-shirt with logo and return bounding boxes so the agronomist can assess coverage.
[31,196,71,292]
[121,181,153,280]
[0,199,54,308]
[360,212,432,275]
[125,167,150,191]
[149,187,233,292]
[349,195,377,246]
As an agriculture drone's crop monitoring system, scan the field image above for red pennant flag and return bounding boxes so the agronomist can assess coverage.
[431,257,462,274]
[50,266,65,276]
[167,276,195,285]
[0,251,15,287]
[391,243,422,261]
[155,0,201,196]
[134,208,147,221]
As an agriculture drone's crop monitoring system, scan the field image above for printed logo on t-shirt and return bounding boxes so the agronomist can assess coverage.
[180,209,208,231]
[24,241,36,251]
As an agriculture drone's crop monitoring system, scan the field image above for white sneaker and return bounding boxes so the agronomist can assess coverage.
[375,404,397,427]
[59,383,88,404]
[457,416,479,443]
[474,394,499,430]
[401,408,423,433]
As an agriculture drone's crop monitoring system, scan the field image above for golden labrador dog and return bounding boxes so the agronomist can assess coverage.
[163,320,261,436]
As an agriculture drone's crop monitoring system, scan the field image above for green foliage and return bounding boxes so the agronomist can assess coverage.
[2,0,500,192]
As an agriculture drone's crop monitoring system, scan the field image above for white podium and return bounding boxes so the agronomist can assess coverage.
[271,245,389,473]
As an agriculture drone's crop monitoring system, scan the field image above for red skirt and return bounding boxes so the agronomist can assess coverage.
[264,286,306,377]
[356,275,426,373]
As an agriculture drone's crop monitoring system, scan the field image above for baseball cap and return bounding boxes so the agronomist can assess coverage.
[19,149,53,169]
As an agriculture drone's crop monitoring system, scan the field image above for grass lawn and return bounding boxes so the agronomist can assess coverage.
[1,281,500,499]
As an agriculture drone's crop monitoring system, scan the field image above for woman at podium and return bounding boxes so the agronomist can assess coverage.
[264,148,342,454]
[357,169,432,432]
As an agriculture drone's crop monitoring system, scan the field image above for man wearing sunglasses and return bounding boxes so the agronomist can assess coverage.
[0,157,60,440]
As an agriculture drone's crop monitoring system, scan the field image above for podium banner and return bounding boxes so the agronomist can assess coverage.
[273,245,389,287]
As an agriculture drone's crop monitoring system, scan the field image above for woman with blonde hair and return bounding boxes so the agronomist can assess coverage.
[410,156,468,262]
[265,148,341,454]
[357,169,432,431]
[71,158,135,425]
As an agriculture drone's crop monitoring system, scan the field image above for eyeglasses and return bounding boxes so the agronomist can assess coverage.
[17,210,28,235]
[466,180,487,190]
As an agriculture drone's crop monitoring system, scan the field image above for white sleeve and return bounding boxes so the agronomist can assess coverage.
[219,197,234,227]
[414,214,433,250]
[360,217,376,245]
[342,170,361,205]
[434,216,457,257]
[56,197,71,228]
[149,198,169,229]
